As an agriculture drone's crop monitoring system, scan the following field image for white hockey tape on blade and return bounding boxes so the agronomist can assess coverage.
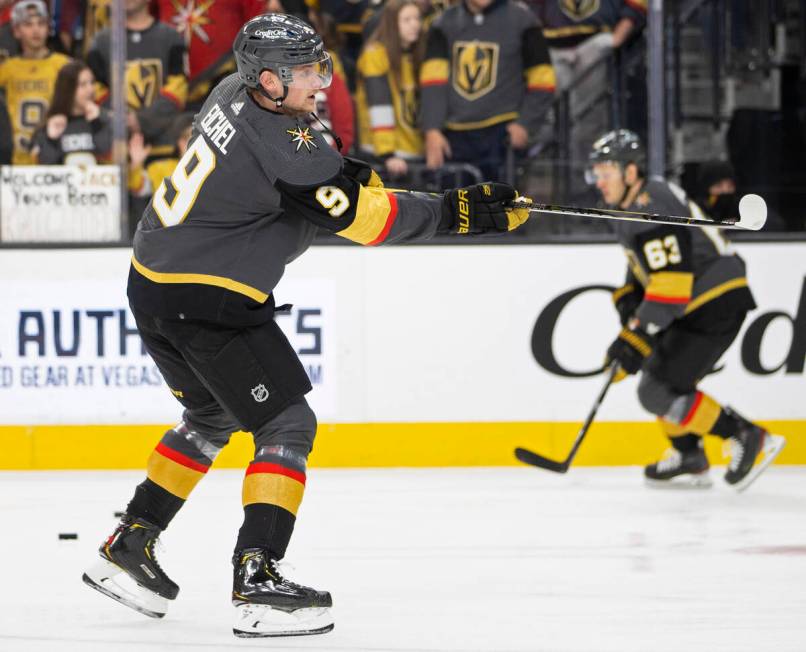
[737,194,767,231]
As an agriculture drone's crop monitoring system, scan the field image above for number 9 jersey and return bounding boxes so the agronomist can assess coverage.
[609,179,756,332]
[128,73,446,327]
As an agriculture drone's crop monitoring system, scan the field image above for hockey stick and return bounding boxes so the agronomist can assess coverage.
[515,362,620,473]
[511,193,767,231]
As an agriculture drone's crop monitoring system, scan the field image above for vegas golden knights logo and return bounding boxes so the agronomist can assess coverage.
[560,0,601,21]
[126,59,163,109]
[452,41,499,101]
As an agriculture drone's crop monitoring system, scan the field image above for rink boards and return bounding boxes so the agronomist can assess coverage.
[1,243,804,469]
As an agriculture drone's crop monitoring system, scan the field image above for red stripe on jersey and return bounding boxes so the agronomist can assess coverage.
[155,442,209,473]
[421,79,448,87]
[680,392,703,426]
[644,293,690,305]
[246,462,306,485]
[160,89,183,108]
[371,126,395,132]
[367,192,399,246]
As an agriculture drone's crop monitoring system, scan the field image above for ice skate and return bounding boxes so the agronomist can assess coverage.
[723,416,786,492]
[82,515,178,618]
[644,447,713,489]
[231,548,333,637]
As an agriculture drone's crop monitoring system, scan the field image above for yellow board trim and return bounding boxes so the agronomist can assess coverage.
[1,421,804,470]
[242,473,305,515]
[336,186,392,245]
[131,256,269,303]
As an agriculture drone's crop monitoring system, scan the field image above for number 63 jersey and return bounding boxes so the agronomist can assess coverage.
[609,179,756,332]
[128,74,444,327]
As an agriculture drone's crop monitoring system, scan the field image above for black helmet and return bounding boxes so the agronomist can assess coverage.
[588,129,646,179]
[233,13,327,88]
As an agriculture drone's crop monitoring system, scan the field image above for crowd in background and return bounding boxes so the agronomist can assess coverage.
[0,0,792,233]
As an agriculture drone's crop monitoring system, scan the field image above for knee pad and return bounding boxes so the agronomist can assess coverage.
[182,401,238,450]
[637,372,678,417]
[252,396,317,459]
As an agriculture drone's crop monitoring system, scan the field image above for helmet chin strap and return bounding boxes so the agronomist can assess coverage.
[258,84,289,108]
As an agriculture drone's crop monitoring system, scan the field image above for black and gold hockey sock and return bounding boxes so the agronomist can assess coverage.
[235,455,307,558]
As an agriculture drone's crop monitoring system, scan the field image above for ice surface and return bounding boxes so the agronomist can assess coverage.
[2,467,805,652]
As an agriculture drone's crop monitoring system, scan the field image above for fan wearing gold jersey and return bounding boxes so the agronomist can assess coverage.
[0,0,70,164]
[356,0,425,178]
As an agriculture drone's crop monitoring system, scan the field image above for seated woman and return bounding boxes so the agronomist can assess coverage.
[32,60,111,166]
[355,0,425,179]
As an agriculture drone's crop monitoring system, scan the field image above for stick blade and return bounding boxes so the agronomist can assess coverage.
[737,194,767,231]
[514,447,569,474]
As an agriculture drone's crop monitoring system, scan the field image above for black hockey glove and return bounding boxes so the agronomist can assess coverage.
[612,283,643,327]
[606,326,654,375]
[441,182,530,235]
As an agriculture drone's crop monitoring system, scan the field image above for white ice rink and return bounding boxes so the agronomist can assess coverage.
[2,466,805,652]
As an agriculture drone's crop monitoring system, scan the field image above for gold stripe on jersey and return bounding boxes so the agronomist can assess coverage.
[525,64,556,91]
[543,25,600,39]
[684,277,749,315]
[336,187,397,246]
[131,256,269,303]
[445,111,519,131]
[420,58,449,86]
[644,271,693,304]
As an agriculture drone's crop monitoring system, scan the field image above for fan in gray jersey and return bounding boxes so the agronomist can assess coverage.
[589,129,785,491]
[82,12,532,638]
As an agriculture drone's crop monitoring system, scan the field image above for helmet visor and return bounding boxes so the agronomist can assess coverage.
[285,52,333,90]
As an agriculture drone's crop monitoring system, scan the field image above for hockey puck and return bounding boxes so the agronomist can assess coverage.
[58,533,78,540]
[113,511,125,518]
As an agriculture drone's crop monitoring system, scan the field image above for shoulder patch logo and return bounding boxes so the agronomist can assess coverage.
[636,191,651,208]
[230,101,244,115]
[286,125,318,153]
[251,384,270,403]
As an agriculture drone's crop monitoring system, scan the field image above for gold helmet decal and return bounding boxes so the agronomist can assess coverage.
[560,0,601,22]
[452,41,499,101]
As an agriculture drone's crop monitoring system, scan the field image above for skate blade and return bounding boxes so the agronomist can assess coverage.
[733,434,786,493]
[232,604,334,638]
[82,558,168,619]
[645,472,713,490]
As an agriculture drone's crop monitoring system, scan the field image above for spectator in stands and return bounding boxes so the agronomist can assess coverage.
[420,0,555,183]
[32,59,111,165]
[87,0,187,160]
[535,0,646,200]
[0,0,20,62]
[356,0,425,178]
[0,0,70,164]
[305,10,354,153]
[536,0,645,92]
[315,0,371,86]
[155,0,264,111]
[129,111,193,199]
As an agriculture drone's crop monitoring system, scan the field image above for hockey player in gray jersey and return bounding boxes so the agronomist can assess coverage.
[82,13,531,638]
[590,130,785,490]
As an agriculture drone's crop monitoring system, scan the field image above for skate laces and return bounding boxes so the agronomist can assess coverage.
[656,449,682,473]
[270,560,303,589]
[724,438,745,472]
